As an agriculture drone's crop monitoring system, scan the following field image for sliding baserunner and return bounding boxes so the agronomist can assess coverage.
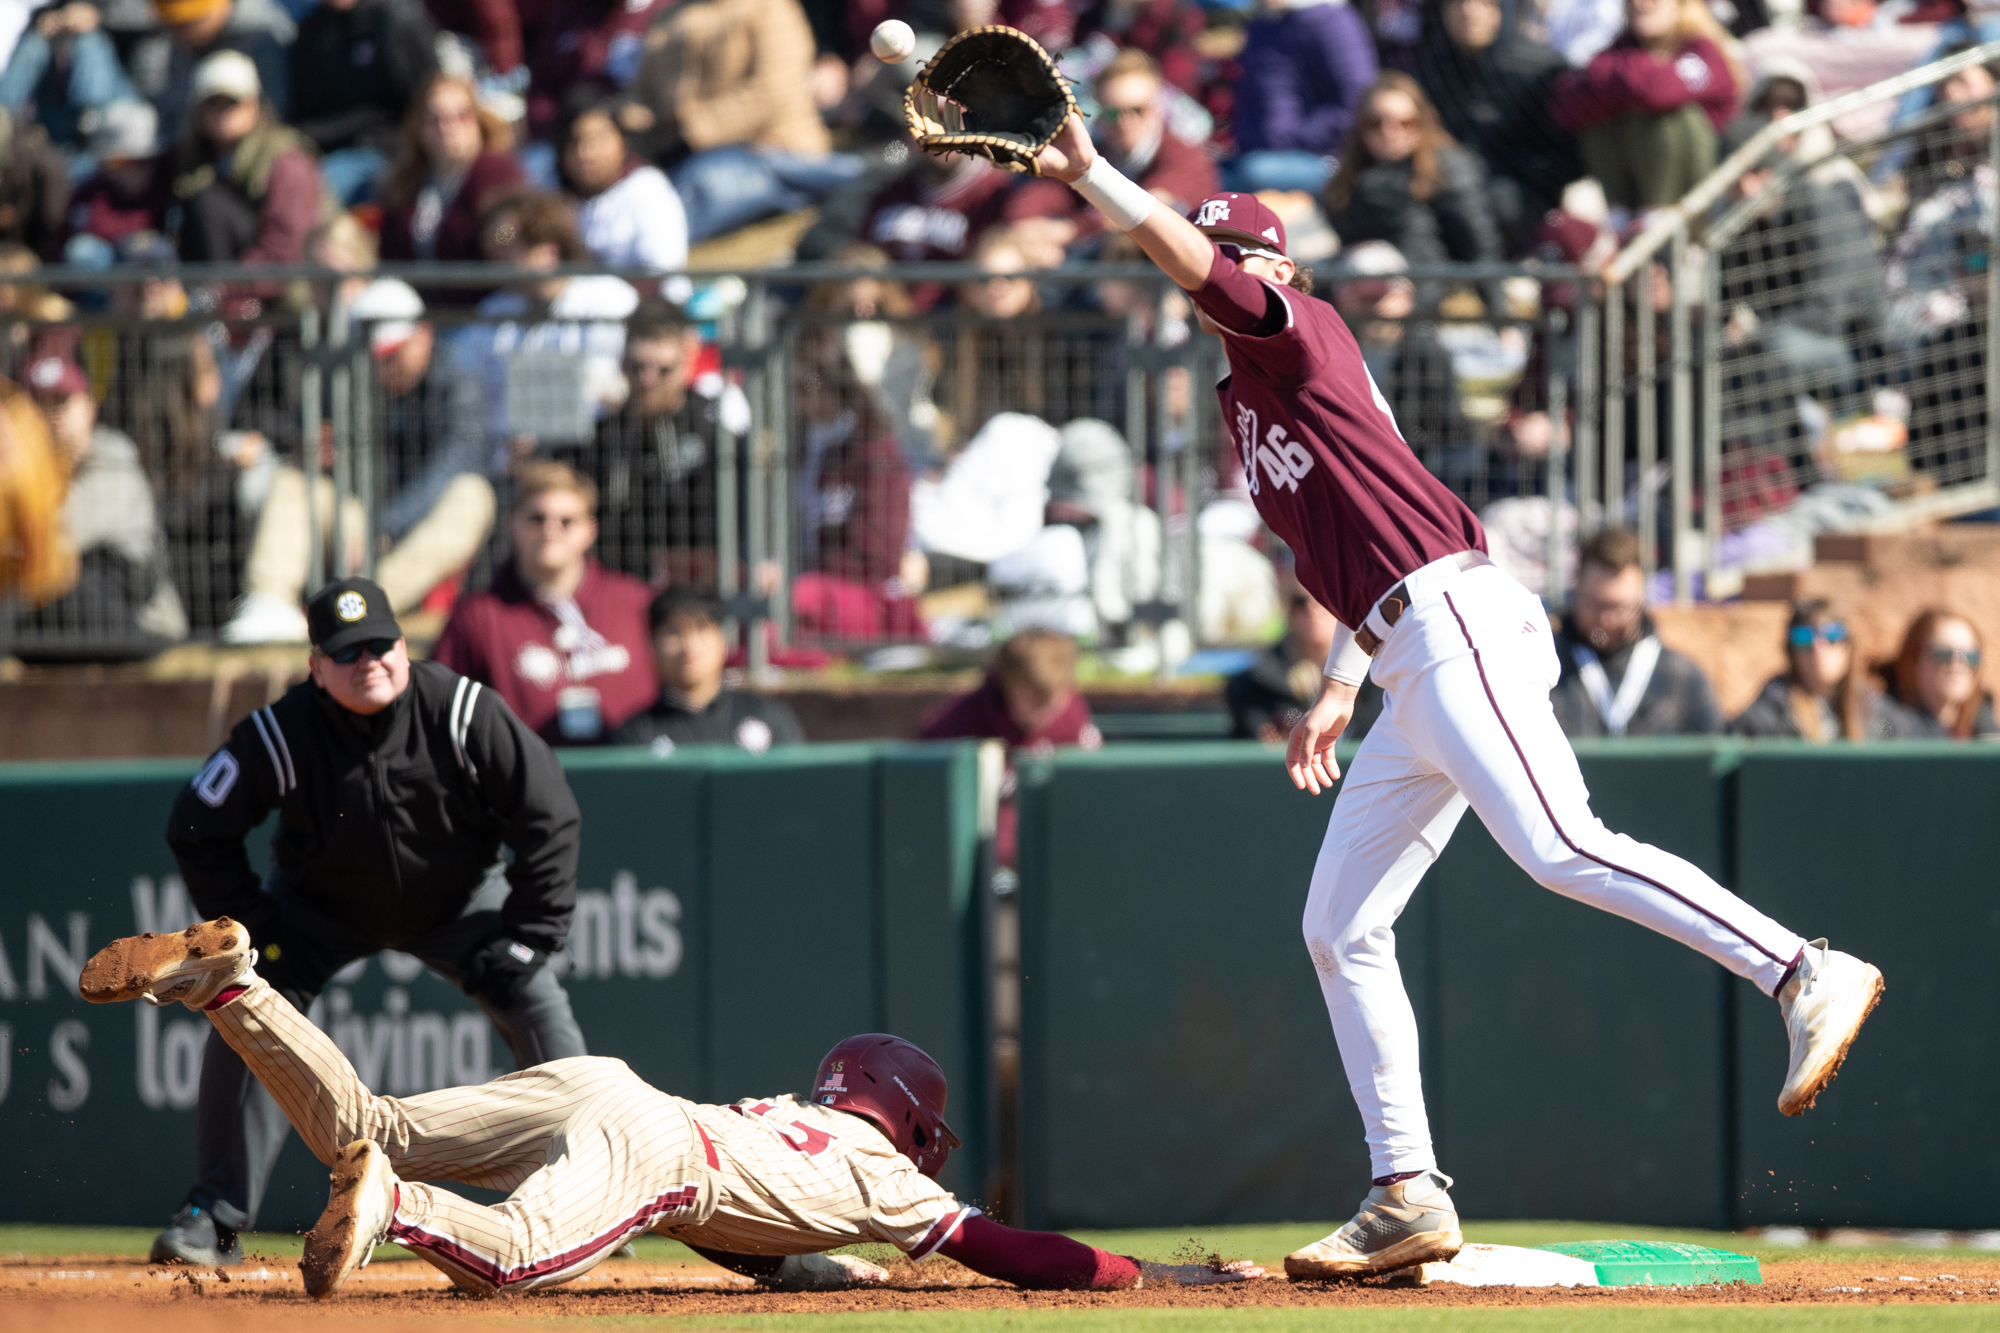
[82,919,1257,1298]
[1014,110,1885,1279]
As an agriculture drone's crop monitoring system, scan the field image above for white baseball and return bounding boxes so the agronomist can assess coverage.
[871,19,916,64]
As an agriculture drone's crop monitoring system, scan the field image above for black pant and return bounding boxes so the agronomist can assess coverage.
[185,865,587,1231]
[177,182,265,265]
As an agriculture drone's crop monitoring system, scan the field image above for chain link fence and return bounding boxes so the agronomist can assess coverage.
[0,257,1582,664]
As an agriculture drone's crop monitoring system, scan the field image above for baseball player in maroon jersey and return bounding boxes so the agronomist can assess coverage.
[81,920,1259,1298]
[1020,114,1885,1278]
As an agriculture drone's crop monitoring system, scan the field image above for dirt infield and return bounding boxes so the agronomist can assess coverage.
[2,1254,1997,1323]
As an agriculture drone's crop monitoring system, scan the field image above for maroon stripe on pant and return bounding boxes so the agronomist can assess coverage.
[389,1184,699,1289]
[1440,590,1790,968]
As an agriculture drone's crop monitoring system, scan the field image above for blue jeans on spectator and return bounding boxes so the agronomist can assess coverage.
[318,145,391,206]
[670,145,866,243]
[1221,150,1334,195]
[0,28,139,154]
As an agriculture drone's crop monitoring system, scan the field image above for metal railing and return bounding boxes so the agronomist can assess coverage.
[0,256,1583,663]
[1587,42,2000,602]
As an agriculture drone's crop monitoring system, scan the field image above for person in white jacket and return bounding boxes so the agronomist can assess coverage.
[558,92,689,287]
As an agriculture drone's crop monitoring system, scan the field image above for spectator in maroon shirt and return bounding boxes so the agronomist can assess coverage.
[1011,49,1218,239]
[521,0,669,142]
[789,333,922,643]
[433,459,658,745]
[378,72,526,300]
[1552,0,1744,208]
[62,102,172,265]
[424,0,524,78]
[860,148,1018,308]
[920,628,1102,866]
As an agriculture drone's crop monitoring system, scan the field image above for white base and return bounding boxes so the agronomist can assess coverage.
[1387,1243,1601,1288]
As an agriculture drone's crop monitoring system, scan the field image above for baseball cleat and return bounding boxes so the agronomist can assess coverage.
[149,1203,243,1267]
[78,918,257,1010]
[303,1139,397,1299]
[1284,1170,1462,1279]
[1776,938,1884,1116]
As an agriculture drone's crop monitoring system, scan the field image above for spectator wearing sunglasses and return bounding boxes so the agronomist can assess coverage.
[1883,607,2000,740]
[160,574,588,1267]
[1729,599,1914,741]
[433,460,658,746]
[1010,50,1218,240]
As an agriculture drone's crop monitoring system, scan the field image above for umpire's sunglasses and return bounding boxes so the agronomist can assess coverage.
[324,637,399,665]
[1788,622,1849,647]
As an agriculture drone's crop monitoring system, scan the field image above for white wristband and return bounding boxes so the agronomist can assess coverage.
[1071,155,1157,232]
[1324,623,1371,687]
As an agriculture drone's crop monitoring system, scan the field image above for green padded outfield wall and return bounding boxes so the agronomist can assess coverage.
[1730,744,2000,1230]
[0,743,985,1230]
[1018,740,1743,1231]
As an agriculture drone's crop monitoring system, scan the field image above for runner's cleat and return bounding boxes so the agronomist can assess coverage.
[303,1140,397,1299]
[78,918,257,1010]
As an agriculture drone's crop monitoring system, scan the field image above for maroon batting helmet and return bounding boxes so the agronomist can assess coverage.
[812,1034,962,1178]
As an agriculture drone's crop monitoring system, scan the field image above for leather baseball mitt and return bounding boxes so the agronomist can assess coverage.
[903,25,1077,176]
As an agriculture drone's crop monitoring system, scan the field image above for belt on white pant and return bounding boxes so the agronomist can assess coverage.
[1355,550,1491,657]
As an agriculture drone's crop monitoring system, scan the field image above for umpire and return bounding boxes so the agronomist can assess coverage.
[155,576,587,1266]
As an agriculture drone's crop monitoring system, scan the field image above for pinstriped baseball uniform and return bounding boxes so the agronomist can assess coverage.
[207,981,975,1295]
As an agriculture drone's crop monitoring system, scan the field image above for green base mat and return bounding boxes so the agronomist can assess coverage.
[1538,1240,1763,1286]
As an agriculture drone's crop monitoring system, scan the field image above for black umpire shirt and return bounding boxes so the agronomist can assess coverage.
[611,688,805,753]
[168,659,580,953]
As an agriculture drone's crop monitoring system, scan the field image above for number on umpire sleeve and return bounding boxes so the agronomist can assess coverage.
[194,751,241,807]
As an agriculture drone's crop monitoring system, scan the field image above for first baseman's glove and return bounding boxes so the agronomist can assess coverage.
[903,25,1076,175]
[767,1253,891,1291]
[459,935,545,1009]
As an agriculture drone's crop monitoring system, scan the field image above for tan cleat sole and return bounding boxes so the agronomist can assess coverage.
[303,1140,394,1299]
[1778,965,1885,1116]
[1285,1228,1464,1279]
[79,918,249,1005]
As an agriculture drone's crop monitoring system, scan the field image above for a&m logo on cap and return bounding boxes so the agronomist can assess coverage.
[1194,198,1232,228]
[335,591,368,622]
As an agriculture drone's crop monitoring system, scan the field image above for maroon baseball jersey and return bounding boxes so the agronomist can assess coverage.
[1191,252,1485,629]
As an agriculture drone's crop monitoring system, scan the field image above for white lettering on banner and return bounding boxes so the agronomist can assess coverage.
[321,988,490,1094]
[0,935,17,1001]
[0,1024,11,1105]
[26,913,88,1000]
[48,1020,90,1111]
[549,873,683,980]
[138,1005,205,1110]
[132,874,199,936]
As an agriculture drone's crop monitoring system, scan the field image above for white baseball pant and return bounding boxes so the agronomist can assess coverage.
[208,982,706,1294]
[1305,555,1807,1178]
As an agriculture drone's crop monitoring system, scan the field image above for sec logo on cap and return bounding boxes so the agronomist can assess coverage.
[335,591,368,622]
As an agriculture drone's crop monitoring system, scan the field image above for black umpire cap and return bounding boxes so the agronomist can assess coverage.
[307,577,403,656]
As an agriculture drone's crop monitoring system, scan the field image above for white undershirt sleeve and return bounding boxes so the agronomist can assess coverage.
[1324,623,1371,687]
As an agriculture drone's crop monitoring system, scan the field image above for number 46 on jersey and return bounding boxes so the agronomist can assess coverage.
[1237,404,1314,496]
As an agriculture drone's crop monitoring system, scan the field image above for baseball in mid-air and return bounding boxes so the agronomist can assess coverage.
[871,19,917,64]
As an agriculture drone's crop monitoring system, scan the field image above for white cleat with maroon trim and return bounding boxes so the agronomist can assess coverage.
[304,1140,397,1299]
[1776,939,1884,1116]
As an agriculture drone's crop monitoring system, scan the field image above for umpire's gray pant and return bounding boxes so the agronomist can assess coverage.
[187,866,586,1232]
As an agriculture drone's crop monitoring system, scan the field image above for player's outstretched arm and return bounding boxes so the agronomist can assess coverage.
[936,1214,1262,1289]
[686,1245,890,1291]
[1032,112,1215,293]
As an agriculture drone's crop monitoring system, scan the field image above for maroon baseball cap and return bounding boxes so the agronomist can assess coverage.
[1187,192,1289,258]
[26,355,88,400]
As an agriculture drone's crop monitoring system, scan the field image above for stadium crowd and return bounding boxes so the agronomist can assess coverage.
[0,0,1995,747]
